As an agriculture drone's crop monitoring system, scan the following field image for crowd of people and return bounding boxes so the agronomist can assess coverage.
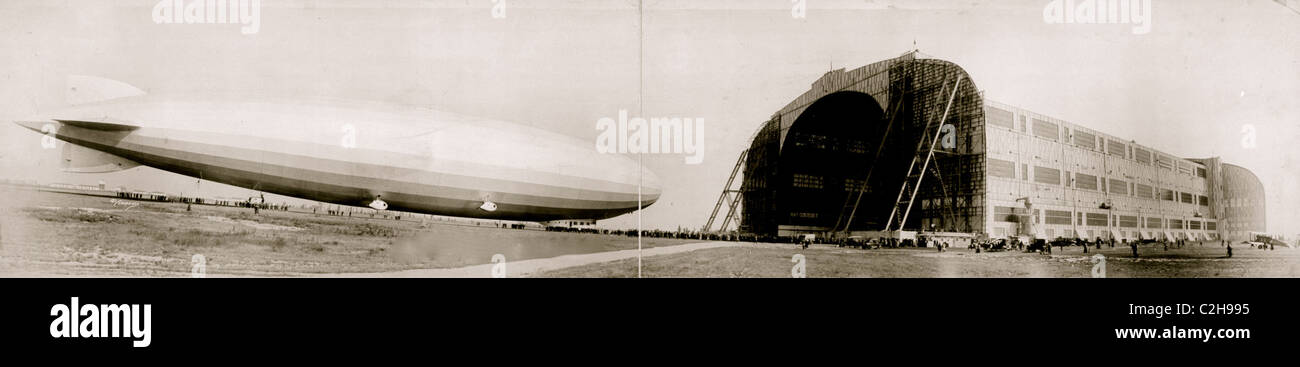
[522,224,1271,261]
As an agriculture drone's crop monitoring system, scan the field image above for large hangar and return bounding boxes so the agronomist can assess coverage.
[708,51,1267,242]
[735,51,986,238]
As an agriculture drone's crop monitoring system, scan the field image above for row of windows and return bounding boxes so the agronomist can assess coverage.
[994,206,1217,229]
[789,132,868,154]
[1032,229,1221,241]
[790,175,880,193]
[1043,210,1071,225]
[989,158,1211,206]
[984,106,1207,178]
[844,178,866,193]
[792,174,823,189]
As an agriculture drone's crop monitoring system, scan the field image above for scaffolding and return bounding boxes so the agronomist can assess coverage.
[702,149,747,233]
[882,74,961,233]
[887,60,986,234]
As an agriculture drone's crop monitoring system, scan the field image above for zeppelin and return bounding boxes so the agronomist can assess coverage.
[14,76,661,223]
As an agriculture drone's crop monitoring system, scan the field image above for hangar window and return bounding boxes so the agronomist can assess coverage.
[1196,167,1207,178]
[988,158,1016,179]
[1108,179,1128,195]
[1032,119,1059,141]
[1119,215,1138,228]
[1075,173,1098,190]
[993,206,1028,222]
[1169,219,1184,229]
[1146,217,1162,228]
[1135,183,1154,198]
[791,132,830,151]
[1206,221,1216,230]
[1034,166,1061,185]
[1190,221,1202,230]
[1106,139,1126,157]
[1156,155,1174,171]
[1044,210,1072,225]
[986,106,1014,129]
[1134,148,1152,164]
[844,178,866,192]
[791,174,823,189]
[1180,192,1193,204]
[1085,213,1108,226]
[1073,130,1096,150]
[1198,195,1209,206]
[1160,189,1175,201]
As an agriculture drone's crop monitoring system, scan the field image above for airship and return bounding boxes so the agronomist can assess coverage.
[14,76,661,223]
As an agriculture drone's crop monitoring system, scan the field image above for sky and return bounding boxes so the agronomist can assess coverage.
[0,0,1297,235]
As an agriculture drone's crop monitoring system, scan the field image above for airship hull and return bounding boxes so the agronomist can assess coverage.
[16,95,660,222]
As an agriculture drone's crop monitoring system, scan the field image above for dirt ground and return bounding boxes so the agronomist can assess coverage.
[0,189,696,277]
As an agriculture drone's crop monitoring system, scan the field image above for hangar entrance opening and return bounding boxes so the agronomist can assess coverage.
[776,91,905,234]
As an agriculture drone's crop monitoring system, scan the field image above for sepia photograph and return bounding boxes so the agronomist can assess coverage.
[0,0,1296,281]
[6,0,1300,355]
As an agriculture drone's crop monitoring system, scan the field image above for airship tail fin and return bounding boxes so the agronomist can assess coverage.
[66,75,146,105]
[53,119,140,131]
[62,143,140,173]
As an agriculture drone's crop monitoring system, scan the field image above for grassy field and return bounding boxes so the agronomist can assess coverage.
[4,189,1295,278]
[534,242,1300,278]
[0,189,697,276]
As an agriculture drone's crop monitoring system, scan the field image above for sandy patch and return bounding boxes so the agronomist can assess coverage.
[203,215,304,231]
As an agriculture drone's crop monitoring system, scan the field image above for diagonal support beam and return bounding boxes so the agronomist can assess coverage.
[885,75,963,232]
